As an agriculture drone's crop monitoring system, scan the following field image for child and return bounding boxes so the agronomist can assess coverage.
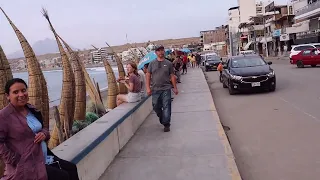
[217,62,223,83]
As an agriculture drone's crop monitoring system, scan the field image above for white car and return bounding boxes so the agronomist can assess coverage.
[290,43,320,59]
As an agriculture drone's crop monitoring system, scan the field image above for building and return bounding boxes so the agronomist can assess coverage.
[228,6,241,55]
[200,26,228,56]
[287,0,320,44]
[238,0,257,23]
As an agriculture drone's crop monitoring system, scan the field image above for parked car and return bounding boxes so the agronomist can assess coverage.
[221,54,276,95]
[290,48,320,68]
[290,43,320,59]
[239,50,255,55]
[201,52,218,66]
[204,55,222,71]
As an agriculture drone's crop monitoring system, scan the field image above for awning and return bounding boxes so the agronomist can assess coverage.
[243,41,253,50]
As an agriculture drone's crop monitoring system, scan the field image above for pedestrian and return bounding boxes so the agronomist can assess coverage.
[182,54,188,74]
[217,62,224,83]
[191,54,196,68]
[146,45,178,132]
[196,53,201,68]
[0,78,79,180]
[173,56,182,83]
[138,63,148,98]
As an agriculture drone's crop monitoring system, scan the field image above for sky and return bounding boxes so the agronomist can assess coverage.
[1,0,289,54]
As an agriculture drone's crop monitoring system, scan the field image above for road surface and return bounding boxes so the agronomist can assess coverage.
[205,60,320,180]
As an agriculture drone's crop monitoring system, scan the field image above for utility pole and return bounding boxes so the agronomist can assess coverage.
[263,15,269,57]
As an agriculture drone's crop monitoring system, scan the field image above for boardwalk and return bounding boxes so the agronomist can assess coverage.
[99,68,241,180]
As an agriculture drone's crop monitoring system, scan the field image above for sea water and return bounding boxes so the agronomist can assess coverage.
[13,66,120,107]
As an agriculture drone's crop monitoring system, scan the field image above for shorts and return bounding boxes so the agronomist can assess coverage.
[125,92,141,103]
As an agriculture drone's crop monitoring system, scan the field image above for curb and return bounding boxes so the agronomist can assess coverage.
[201,70,242,180]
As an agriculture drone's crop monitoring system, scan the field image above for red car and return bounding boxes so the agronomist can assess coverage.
[290,48,320,68]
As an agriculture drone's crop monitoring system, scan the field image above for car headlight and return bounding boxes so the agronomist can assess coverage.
[231,75,242,80]
[268,71,275,77]
[206,63,209,65]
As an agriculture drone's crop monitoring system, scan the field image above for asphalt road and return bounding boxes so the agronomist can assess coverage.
[205,60,320,180]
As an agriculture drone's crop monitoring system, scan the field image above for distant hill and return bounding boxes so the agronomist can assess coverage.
[7,38,76,59]
[8,37,199,62]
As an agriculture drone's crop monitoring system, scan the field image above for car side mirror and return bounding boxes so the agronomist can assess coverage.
[267,61,272,65]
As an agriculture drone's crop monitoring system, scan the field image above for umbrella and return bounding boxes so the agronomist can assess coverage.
[181,48,191,53]
[138,51,157,69]
[165,49,172,56]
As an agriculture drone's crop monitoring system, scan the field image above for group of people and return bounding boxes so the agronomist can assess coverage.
[0,45,181,180]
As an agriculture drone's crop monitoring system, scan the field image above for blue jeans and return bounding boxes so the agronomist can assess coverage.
[152,89,172,127]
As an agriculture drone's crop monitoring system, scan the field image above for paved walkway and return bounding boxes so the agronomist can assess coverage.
[99,68,241,180]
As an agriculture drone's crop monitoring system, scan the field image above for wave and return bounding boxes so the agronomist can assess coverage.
[87,67,119,72]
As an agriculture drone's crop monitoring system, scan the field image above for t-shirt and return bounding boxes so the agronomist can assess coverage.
[129,74,142,93]
[138,70,147,97]
[148,59,174,91]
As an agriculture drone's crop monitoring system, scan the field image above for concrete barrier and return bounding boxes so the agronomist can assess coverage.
[52,96,152,180]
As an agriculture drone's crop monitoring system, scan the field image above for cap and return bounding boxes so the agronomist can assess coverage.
[154,45,164,51]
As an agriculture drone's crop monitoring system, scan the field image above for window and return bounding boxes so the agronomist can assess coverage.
[302,50,311,55]
[294,45,314,51]
[231,57,266,68]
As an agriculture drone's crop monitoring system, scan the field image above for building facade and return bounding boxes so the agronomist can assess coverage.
[289,0,320,44]
[238,0,257,23]
[228,6,241,55]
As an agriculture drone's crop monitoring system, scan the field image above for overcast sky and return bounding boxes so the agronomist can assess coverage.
[1,0,289,54]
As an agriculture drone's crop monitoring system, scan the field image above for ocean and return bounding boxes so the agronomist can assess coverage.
[13,67,120,107]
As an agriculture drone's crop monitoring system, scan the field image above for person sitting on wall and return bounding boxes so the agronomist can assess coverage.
[0,78,79,180]
[117,61,142,106]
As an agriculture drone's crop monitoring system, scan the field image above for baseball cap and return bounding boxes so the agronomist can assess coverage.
[154,45,164,51]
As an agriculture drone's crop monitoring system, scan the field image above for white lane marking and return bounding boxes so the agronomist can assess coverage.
[279,97,320,122]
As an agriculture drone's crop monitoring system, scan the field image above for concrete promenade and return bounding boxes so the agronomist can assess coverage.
[99,68,241,180]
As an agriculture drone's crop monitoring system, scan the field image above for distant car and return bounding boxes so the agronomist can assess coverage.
[239,50,255,55]
[204,55,222,71]
[290,48,320,68]
[221,54,276,95]
[290,43,320,59]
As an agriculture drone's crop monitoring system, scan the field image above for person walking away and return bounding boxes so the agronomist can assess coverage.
[191,54,196,68]
[0,78,79,180]
[173,56,182,83]
[117,62,142,106]
[217,62,224,83]
[196,53,201,68]
[146,45,178,132]
[182,54,188,74]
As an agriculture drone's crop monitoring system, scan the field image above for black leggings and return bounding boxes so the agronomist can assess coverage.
[46,157,79,180]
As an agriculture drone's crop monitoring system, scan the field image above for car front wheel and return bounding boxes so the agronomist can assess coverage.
[228,81,236,95]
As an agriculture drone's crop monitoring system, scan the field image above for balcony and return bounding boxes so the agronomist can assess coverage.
[295,0,320,20]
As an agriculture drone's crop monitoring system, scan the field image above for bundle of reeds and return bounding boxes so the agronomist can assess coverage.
[0,46,13,178]
[0,46,13,109]
[105,42,127,94]
[58,36,86,121]
[92,46,118,109]
[42,9,75,148]
[0,8,50,129]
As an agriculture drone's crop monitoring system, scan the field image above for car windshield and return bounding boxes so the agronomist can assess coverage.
[207,55,220,62]
[315,45,320,48]
[231,57,266,68]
